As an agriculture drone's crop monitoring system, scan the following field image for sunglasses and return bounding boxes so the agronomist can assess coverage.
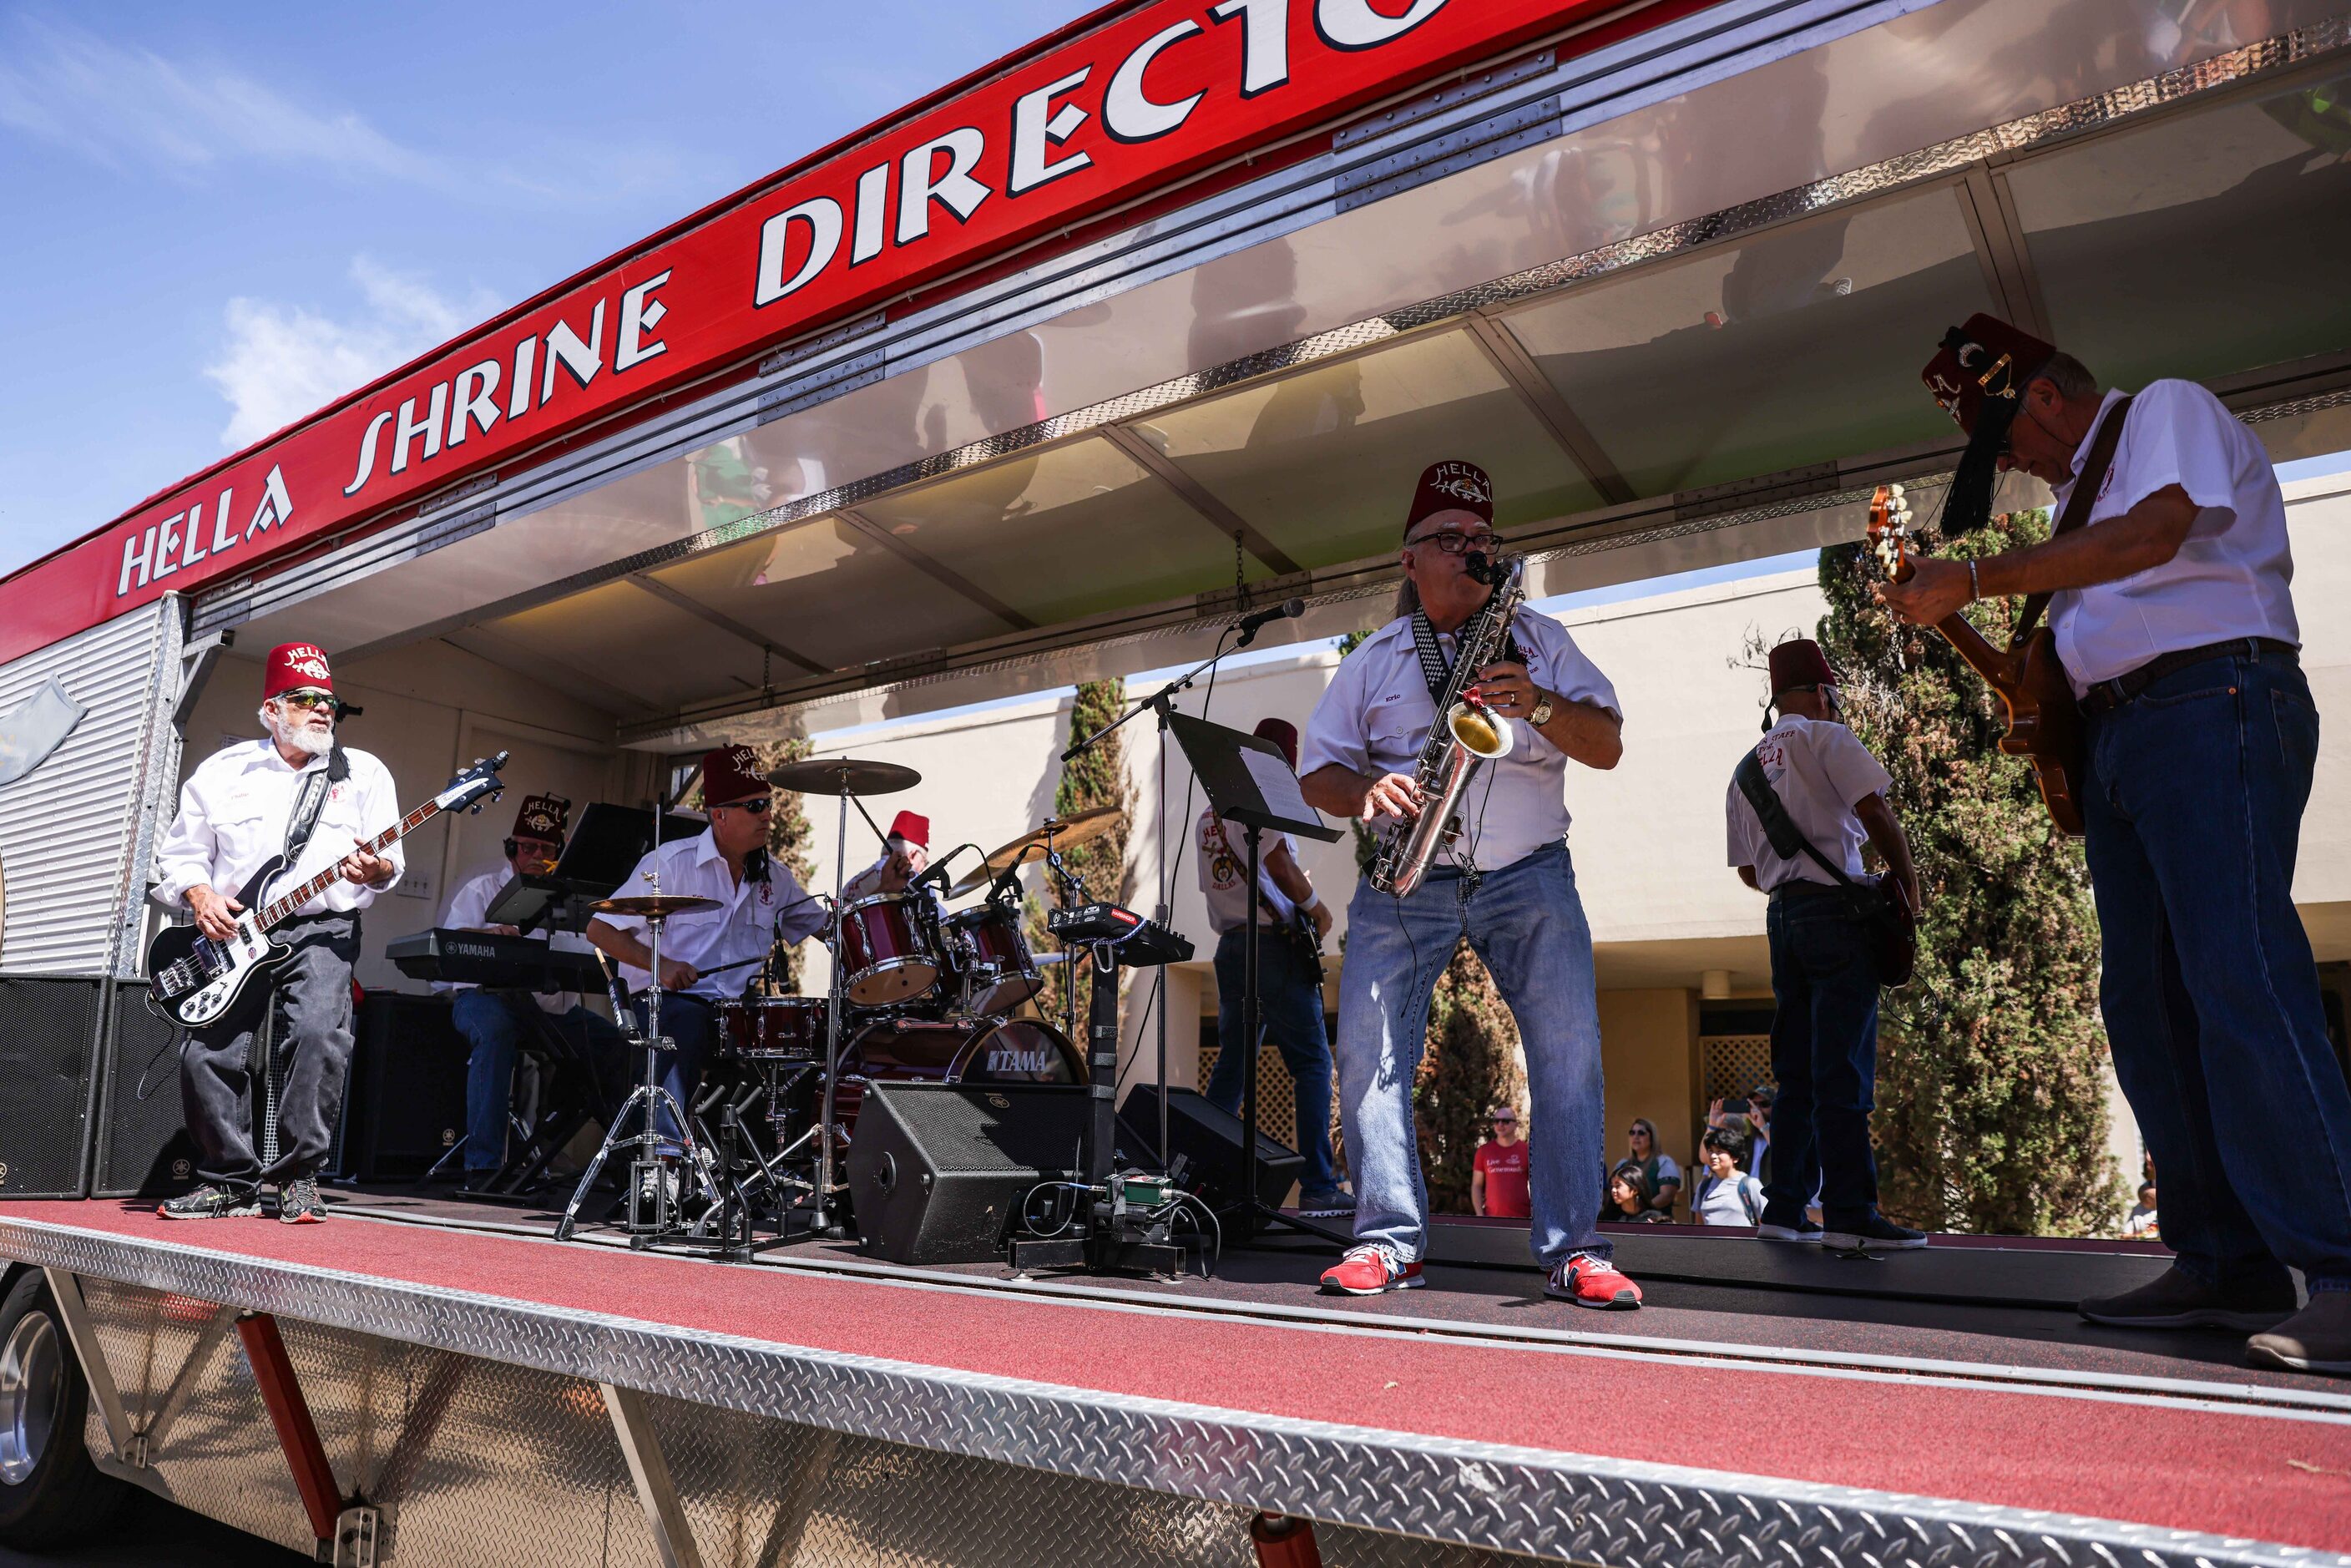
[718,797,773,815]
[277,691,336,712]
[1406,529,1502,556]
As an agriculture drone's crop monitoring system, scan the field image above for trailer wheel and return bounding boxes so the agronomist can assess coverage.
[0,1271,125,1547]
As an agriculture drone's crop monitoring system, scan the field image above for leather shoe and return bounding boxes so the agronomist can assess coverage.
[2247,1292,2351,1375]
[2080,1264,2296,1331]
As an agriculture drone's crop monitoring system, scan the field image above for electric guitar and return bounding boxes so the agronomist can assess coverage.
[1867,487,2086,835]
[1285,903,1326,987]
[147,751,509,1029]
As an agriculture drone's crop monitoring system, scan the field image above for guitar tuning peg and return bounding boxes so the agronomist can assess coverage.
[1888,483,1905,500]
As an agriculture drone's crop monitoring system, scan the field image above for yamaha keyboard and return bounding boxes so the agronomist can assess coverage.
[387,928,607,993]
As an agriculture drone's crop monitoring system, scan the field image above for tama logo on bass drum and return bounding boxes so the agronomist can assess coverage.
[985,1047,1055,1075]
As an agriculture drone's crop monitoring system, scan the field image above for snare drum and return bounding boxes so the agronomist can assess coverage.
[716,995,831,1060]
[836,893,941,1004]
[943,903,1043,1015]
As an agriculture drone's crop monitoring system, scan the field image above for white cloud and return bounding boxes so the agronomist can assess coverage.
[0,16,436,183]
[204,259,498,449]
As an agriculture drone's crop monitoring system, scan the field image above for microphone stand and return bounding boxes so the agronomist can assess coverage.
[1060,622,1253,1172]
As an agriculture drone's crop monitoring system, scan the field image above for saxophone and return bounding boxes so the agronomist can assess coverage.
[1368,552,1528,897]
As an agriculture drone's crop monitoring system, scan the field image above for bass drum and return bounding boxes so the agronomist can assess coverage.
[831,1017,1081,1141]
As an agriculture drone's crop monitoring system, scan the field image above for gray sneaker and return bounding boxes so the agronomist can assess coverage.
[2247,1292,2351,1375]
[277,1176,328,1224]
[158,1183,262,1221]
[2080,1265,2296,1331]
[1298,1188,1356,1217]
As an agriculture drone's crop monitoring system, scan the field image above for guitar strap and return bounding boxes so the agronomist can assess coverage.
[1733,751,1856,889]
[2009,393,2134,650]
[281,743,351,868]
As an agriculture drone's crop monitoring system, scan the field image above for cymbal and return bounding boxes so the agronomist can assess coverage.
[948,803,1125,895]
[766,756,921,797]
[592,894,722,918]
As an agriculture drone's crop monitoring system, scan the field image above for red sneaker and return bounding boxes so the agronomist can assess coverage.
[1319,1245,1423,1296]
[1546,1252,1641,1310]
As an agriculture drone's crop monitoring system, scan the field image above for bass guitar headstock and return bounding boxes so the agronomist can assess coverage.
[437,749,511,816]
[1867,483,1915,583]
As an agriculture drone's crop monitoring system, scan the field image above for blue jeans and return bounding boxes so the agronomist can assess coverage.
[1206,925,1337,1195]
[451,990,626,1176]
[1762,884,1881,1226]
[2081,646,2351,1291]
[629,992,719,1159]
[1337,842,1608,1266]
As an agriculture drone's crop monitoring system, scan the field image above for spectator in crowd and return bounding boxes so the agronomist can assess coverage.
[1624,1118,1681,1216]
[1691,1126,1766,1227]
[1743,1086,1775,1181]
[1473,1106,1531,1219]
[1602,1161,1671,1224]
[2126,1181,2161,1239]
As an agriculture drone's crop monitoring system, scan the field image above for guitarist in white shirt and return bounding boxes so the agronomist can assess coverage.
[149,643,400,1223]
[1882,316,2351,1377]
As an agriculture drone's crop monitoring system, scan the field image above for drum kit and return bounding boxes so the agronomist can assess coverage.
[561,754,1125,1253]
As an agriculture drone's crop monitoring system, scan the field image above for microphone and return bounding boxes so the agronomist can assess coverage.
[1234,597,1306,648]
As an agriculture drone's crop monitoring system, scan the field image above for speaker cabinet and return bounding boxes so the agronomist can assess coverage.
[344,992,470,1181]
[0,978,103,1199]
[92,984,198,1197]
[847,1083,1092,1265]
[1119,1085,1302,1213]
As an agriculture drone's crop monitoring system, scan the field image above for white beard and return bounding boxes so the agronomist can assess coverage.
[266,711,334,758]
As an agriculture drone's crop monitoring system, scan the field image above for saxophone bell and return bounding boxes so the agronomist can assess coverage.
[1447,693,1514,759]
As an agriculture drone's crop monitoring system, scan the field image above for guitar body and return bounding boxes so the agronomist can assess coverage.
[145,858,292,1032]
[1287,905,1326,987]
[1995,627,2087,837]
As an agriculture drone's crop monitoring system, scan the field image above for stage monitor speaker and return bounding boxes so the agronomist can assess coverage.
[92,983,198,1197]
[848,1083,1091,1265]
[0,978,103,1199]
[1119,1085,1303,1213]
[344,992,470,1181]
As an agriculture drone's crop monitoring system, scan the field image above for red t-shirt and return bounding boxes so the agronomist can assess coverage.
[1474,1138,1530,1218]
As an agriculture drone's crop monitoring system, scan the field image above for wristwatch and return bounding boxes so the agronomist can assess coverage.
[1528,690,1555,726]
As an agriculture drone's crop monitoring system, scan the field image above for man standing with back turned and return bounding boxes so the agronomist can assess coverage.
[1882,314,2351,1373]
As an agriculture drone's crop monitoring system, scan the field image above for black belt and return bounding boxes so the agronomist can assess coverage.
[2079,637,2297,716]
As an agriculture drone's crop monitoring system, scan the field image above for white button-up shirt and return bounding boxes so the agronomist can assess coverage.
[594,828,827,1000]
[2050,380,2299,694]
[1301,607,1620,876]
[1726,716,1893,892]
[152,738,403,917]
[437,866,599,1012]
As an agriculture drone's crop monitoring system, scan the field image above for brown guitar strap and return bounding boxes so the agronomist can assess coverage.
[2010,393,2134,651]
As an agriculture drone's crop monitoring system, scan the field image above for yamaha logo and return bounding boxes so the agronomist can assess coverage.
[0,1161,9,1186]
[171,1158,194,1181]
[986,1093,1011,1110]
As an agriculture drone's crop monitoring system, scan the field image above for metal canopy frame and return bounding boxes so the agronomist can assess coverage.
[196,11,2351,736]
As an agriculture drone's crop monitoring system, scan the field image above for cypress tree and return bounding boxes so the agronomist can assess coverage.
[1028,678,1135,1022]
[1811,508,2125,1236]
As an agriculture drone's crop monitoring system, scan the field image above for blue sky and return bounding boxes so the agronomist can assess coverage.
[0,0,1081,577]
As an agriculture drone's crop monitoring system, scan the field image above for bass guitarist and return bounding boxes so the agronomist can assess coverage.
[1882,315,2351,1375]
[1197,717,1346,1216]
[149,643,401,1224]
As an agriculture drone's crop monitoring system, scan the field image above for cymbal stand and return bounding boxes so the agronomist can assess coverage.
[813,774,854,1236]
[1041,837,1089,1041]
[555,894,726,1248]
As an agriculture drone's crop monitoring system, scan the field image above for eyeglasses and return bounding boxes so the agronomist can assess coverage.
[1406,529,1501,556]
[718,797,773,815]
[277,691,336,712]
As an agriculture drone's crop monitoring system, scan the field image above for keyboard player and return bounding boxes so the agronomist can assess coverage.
[437,793,625,1192]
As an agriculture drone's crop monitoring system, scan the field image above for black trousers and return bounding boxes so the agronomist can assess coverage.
[179,914,358,1194]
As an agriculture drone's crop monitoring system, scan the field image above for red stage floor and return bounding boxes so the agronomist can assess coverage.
[6,1196,2348,1554]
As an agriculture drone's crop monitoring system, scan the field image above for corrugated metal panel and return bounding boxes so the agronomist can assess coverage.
[0,600,175,977]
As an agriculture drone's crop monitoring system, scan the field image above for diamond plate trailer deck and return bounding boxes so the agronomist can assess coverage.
[3,1201,2348,1567]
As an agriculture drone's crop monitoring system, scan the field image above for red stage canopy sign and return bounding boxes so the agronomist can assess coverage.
[0,0,1646,664]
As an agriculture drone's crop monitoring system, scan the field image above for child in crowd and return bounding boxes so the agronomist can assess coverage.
[1691,1125,1766,1226]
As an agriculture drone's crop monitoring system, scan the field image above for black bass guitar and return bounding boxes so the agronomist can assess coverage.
[147,752,507,1029]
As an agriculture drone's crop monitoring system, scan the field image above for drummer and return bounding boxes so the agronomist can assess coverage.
[586,744,827,1202]
[843,810,932,903]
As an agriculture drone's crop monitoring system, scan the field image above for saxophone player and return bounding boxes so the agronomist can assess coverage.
[1298,460,1640,1309]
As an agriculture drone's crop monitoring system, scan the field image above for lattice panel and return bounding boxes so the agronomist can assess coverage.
[1197,1043,1343,1157]
[1702,1034,1774,1105]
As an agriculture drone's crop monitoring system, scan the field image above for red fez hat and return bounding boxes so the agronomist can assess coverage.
[1405,459,1494,537]
[262,642,335,701]
[1251,717,1299,769]
[1921,313,2055,435]
[511,793,570,842]
[701,744,768,807]
[1768,639,1838,695]
[887,810,930,848]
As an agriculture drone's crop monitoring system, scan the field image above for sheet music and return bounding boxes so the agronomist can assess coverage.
[1241,746,1317,827]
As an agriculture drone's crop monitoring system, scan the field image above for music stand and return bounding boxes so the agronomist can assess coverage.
[1165,713,1346,1245]
[486,804,705,933]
